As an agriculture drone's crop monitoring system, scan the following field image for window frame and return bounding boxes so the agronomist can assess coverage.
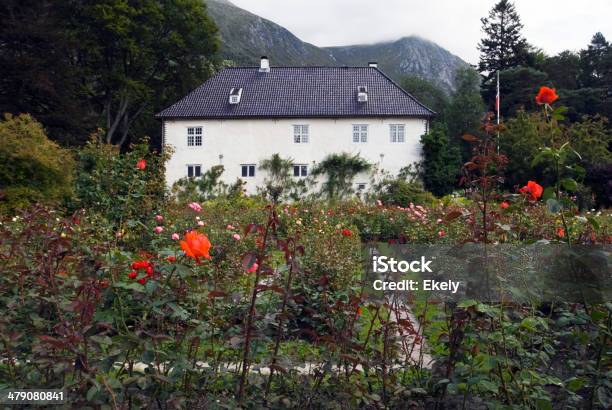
[187,126,203,147]
[293,164,308,177]
[352,124,368,143]
[293,124,309,143]
[187,164,202,178]
[390,124,406,143]
[241,164,256,178]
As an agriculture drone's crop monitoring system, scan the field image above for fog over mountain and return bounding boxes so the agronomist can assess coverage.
[206,0,468,91]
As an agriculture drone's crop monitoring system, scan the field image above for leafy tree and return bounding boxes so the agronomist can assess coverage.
[446,67,486,158]
[478,0,528,78]
[420,123,462,196]
[0,1,219,147]
[401,75,449,122]
[311,153,371,200]
[501,111,612,205]
[0,1,95,145]
[499,111,547,189]
[0,114,75,213]
[568,116,612,167]
[72,0,219,146]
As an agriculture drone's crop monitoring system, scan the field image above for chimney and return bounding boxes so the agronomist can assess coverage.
[368,61,378,68]
[259,56,270,72]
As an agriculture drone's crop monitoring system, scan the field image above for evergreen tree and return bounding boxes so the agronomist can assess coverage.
[401,76,449,123]
[446,67,485,152]
[478,0,529,108]
[498,66,548,117]
[579,32,610,88]
[420,124,462,196]
[541,50,581,90]
[478,0,528,78]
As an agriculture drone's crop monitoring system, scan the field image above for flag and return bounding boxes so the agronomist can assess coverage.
[495,71,500,120]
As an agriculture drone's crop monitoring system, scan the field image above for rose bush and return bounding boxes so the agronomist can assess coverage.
[0,88,610,408]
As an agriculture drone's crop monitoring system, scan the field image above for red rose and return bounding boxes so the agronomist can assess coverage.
[341,229,352,237]
[166,255,176,263]
[535,86,558,105]
[180,231,212,262]
[137,277,147,285]
[128,271,138,279]
[518,181,544,201]
[136,159,146,170]
[557,227,565,238]
[131,260,150,270]
[500,201,510,209]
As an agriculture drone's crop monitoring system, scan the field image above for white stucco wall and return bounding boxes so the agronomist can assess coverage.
[163,117,427,194]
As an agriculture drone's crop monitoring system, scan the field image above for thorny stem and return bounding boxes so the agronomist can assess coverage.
[265,240,297,397]
[236,204,276,403]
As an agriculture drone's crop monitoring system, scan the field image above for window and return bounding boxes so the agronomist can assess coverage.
[352,124,368,143]
[293,164,308,177]
[187,164,202,178]
[390,124,405,143]
[293,125,309,143]
[241,164,256,177]
[187,127,202,146]
[356,183,367,191]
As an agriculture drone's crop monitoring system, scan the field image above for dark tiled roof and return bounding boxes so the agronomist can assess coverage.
[156,66,435,119]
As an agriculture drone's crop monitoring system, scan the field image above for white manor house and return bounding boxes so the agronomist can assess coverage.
[156,57,435,194]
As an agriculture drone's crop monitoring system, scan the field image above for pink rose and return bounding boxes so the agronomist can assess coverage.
[155,214,164,222]
[154,226,164,234]
[226,224,235,230]
[197,220,204,226]
[247,262,258,273]
[233,233,241,241]
[171,233,180,241]
[438,229,446,238]
[188,202,202,212]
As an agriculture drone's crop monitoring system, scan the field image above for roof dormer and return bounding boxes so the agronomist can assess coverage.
[229,87,242,104]
[357,85,368,103]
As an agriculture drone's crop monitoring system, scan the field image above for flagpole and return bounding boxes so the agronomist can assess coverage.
[496,70,500,153]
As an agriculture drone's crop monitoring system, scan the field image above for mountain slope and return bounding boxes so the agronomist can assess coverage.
[325,37,468,91]
[205,0,468,91]
[206,0,336,66]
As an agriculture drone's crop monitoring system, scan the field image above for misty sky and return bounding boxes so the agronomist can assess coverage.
[227,0,612,64]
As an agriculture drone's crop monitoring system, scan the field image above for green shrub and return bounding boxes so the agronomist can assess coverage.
[0,113,74,214]
[375,178,435,207]
[71,137,167,232]
[311,152,371,199]
[170,165,246,202]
